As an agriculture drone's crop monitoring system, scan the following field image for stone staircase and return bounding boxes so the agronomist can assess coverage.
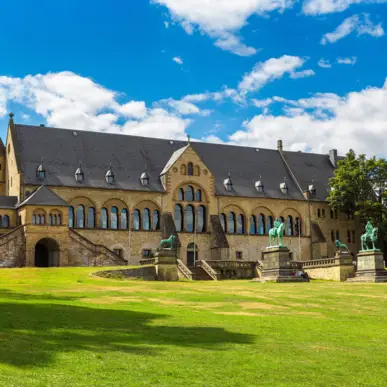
[189,260,218,280]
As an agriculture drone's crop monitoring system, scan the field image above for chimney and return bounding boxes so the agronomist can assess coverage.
[277,139,283,152]
[329,149,338,168]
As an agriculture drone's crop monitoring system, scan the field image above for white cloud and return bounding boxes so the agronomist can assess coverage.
[118,101,147,118]
[289,69,316,79]
[152,0,294,56]
[303,0,387,15]
[317,58,332,68]
[172,56,183,65]
[164,21,170,28]
[252,98,273,108]
[321,14,384,45]
[337,56,357,65]
[238,55,306,93]
[228,79,387,156]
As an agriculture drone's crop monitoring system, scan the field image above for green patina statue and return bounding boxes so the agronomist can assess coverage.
[269,218,285,247]
[335,239,349,253]
[158,235,176,249]
[360,221,379,251]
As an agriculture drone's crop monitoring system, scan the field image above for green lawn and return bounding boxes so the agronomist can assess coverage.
[0,268,386,386]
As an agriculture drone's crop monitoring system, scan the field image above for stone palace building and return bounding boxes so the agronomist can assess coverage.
[0,114,359,269]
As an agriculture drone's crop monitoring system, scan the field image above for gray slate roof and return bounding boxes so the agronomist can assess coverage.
[18,185,69,207]
[0,196,18,209]
[11,124,338,201]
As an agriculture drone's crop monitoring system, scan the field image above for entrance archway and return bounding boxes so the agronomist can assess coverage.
[186,243,198,267]
[34,238,60,267]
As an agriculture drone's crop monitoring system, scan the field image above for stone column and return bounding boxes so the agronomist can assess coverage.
[154,249,179,281]
[347,250,387,282]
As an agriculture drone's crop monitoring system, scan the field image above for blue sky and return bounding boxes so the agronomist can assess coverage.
[0,0,386,155]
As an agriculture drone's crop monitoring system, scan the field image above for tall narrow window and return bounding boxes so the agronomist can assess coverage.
[280,216,285,224]
[322,209,325,218]
[331,231,335,242]
[237,214,244,234]
[178,188,184,201]
[152,210,160,230]
[227,212,236,234]
[174,204,183,232]
[57,213,62,225]
[336,230,340,240]
[220,213,226,232]
[76,205,85,228]
[186,205,195,232]
[111,206,118,229]
[120,209,128,229]
[41,214,45,224]
[195,189,202,202]
[258,214,265,235]
[330,210,334,219]
[88,207,95,228]
[49,214,53,225]
[3,215,9,228]
[197,206,206,232]
[286,216,293,236]
[267,216,273,231]
[318,209,321,218]
[186,186,194,201]
[100,208,108,229]
[295,217,301,236]
[32,214,36,225]
[133,209,141,230]
[143,208,150,230]
[347,230,351,243]
[250,215,256,235]
[352,230,355,243]
[187,162,194,176]
[68,207,74,228]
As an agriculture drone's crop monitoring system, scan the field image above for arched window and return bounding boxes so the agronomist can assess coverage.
[57,213,62,225]
[49,213,60,226]
[336,230,340,240]
[186,205,195,232]
[220,213,226,232]
[258,214,265,235]
[100,207,108,229]
[111,207,118,229]
[186,186,194,201]
[76,205,85,228]
[195,189,202,202]
[267,216,273,231]
[187,162,194,176]
[178,188,184,201]
[174,204,183,232]
[197,206,206,232]
[280,216,285,224]
[195,165,200,176]
[317,209,321,218]
[295,217,301,236]
[143,208,150,230]
[49,214,54,225]
[286,216,293,236]
[133,209,141,231]
[249,215,256,235]
[180,165,187,175]
[227,212,236,234]
[152,210,160,230]
[36,215,41,225]
[3,215,9,228]
[88,207,95,228]
[120,209,128,229]
[68,207,74,228]
[331,231,335,242]
[237,214,244,234]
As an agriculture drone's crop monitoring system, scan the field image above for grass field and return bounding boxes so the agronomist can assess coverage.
[0,268,386,387]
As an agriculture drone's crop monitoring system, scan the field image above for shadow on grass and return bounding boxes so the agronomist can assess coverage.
[0,291,254,368]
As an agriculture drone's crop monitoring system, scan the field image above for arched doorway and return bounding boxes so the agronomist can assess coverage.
[187,243,198,267]
[34,238,60,267]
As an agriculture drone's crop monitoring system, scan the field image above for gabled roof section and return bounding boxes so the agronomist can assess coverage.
[0,196,18,209]
[0,138,5,156]
[160,144,189,176]
[18,185,69,208]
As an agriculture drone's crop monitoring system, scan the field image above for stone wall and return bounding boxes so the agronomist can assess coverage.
[94,266,157,280]
[0,226,26,267]
[302,255,355,281]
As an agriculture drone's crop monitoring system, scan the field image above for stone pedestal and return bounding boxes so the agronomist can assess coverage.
[154,249,179,281]
[347,250,387,283]
[256,246,308,283]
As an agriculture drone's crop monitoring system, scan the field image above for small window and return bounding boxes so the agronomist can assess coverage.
[187,162,194,176]
[113,248,123,258]
[336,230,340,240]
[330,210,334,219]
[142,249,152,257]
[322,209,325,218]
[317,209,321,218]
[331,231,334,242]
[236,251,243,259]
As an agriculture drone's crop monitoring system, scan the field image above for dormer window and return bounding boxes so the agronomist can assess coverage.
[75,166,84,183]
[280,181,288,194]
[105,166,115,184]
[308,184,316,196]
[36,164,46,179]
[140,172,150,186]
[224,174,233,192]
[255,178,264,193]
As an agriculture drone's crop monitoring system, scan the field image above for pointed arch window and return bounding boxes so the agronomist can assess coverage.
[120,209,128,230]
[68,207,74,228]
[267,216,273,231]
[88,207,95,228]
[250,215,256,235]
[152,210,160,230]
[133,209,141,231]
[258,214,265,235]
[220,213,226,232]
[3,215,9,228]
[186,205,195,232]
[76,205,85,228]
[100,208,108,229]
[111,207,118,229]
[195,189,202,202]
[178,188,184,201]
[174,204,183,232]
[143,208,150,230]
[295,217,301,236]
[186,186,194,201]
[197,205,206,232]
[187,162,194,176]
[227,212,236,234]
[286,216,293,236]
[237,214,244,234]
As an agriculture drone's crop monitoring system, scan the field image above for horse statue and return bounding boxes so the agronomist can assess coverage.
[335,239,349,253]
[158,235,176,250]
[360,221,379,251]
[269,219,285,247]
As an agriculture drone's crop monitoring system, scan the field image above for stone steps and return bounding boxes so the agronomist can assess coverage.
[188,266,214,280]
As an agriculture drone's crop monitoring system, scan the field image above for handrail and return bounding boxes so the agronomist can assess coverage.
[196,260,218,280]
[177,259,193,280]
[140,258,156,266]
